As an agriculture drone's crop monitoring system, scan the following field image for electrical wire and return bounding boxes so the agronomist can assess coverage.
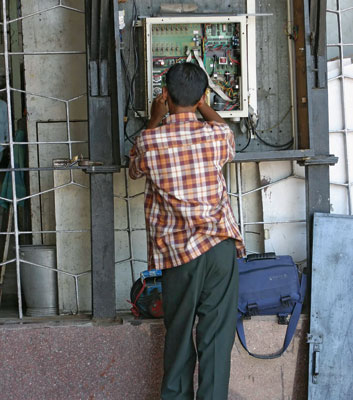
[238,130,251,152]
[237,118,252,152]
[254,131,293,149]
[121,0,147,144]
[253,106,294,149]
[124,119,145,144]
[258,106,292,133]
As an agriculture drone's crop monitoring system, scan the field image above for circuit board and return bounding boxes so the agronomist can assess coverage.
[146,18,246,118]
[151,23,202,97]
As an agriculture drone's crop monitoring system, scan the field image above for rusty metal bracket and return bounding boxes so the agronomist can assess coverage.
[297,154,338,166]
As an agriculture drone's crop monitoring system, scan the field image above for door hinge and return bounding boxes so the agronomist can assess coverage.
[307,333,323,384]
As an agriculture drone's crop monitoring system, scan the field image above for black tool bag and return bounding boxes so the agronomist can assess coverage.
[237,252,307,359]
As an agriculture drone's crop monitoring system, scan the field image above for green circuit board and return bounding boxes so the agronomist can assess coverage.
[151,22,242,111]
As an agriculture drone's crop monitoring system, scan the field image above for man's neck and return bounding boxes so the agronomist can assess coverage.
[169,104,198,115]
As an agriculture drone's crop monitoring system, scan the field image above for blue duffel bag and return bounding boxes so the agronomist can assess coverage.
[237,252,307,359]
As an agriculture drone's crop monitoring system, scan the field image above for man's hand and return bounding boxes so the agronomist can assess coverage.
[197,102,226,124]
[147,94,168,129]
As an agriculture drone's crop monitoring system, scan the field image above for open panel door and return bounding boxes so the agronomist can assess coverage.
[308,213,353,399]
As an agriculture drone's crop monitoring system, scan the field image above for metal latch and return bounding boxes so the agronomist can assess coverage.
[53,156,120,174]
[307,333,323,384]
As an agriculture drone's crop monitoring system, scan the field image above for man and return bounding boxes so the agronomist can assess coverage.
[129,62,245,400]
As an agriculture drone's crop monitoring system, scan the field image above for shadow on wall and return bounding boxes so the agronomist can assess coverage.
[228,390,248,400]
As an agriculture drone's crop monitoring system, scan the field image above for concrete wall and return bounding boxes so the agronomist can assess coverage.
[21,0,87,245]
[0,316,308,400]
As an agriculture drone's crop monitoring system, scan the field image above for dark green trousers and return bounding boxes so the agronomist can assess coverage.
[161,238,239,400]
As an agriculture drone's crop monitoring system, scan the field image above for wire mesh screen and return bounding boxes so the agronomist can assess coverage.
[3,0,347,320]
[327,0,353,215]
[0,0,89,319]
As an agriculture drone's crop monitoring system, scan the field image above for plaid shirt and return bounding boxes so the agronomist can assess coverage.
[129,112,246,270]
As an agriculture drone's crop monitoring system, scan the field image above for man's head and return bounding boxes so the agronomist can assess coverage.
[164,62,208,108]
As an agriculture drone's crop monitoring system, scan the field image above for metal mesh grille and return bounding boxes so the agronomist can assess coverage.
[327,1,353,215]
[0,0,89,319]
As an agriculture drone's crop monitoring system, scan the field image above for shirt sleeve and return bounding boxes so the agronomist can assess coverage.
[224,125,236,162]
[128,140,147,180]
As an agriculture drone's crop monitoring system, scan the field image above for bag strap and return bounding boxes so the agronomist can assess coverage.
[127,279,146,318]
[237,272,307,359]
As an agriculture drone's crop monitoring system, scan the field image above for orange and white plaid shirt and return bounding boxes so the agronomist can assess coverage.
[129,112,246,270]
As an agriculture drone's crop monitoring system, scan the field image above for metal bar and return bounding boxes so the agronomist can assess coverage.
[2,0,23,319]
[0,141,88,145]
[7,4,84,24]
[18,181,88,202]
[225,163,231,190]
[327,43,353,47]
[0,166,88,172]
[229,173,303,199]
[233,149,315,162]
[244,220,306,225]
[90,0,99,61]
[86,0,116,318]
[0,259,17,268]
[90,173,116,318]
[10,87,70,103]
[0,195,13,202]
[236,163,245,239]
[74,276,80,314]
[327,6,353,13]
[336,3,352,214]
[20,259,88,278]
[99,0,109,61]
[64,101,74,184]
[8,0,22,126]
[114,227,145,232]
[114,192,144,199]
[287,0,298,148]
[9,87,86,105]
[125,169,136,284]
[329,129,353,133]
[19,229,91,235]
[112,0,126,166]
[115,258,147,265]
[0,51,86,55]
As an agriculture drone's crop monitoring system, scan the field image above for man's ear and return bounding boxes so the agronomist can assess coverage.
[196,93,206,108]
[162,86,168,101]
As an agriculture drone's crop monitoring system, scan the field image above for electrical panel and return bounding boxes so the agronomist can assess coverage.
[143,16,248,119]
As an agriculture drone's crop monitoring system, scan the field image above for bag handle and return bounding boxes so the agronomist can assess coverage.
[236,272,307,359]
[246,252,277,262]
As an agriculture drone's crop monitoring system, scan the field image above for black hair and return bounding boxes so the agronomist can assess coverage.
[165,62,208,107]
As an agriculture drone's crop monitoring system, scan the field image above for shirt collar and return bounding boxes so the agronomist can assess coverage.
[163,112,198,125]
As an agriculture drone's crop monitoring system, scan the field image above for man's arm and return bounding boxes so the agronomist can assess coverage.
[198,102,235,161]
[226,127,236,161]
[129,143,145,180]
[197,102,226,124]
[146,94,168,129]
[129,95,168,178]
